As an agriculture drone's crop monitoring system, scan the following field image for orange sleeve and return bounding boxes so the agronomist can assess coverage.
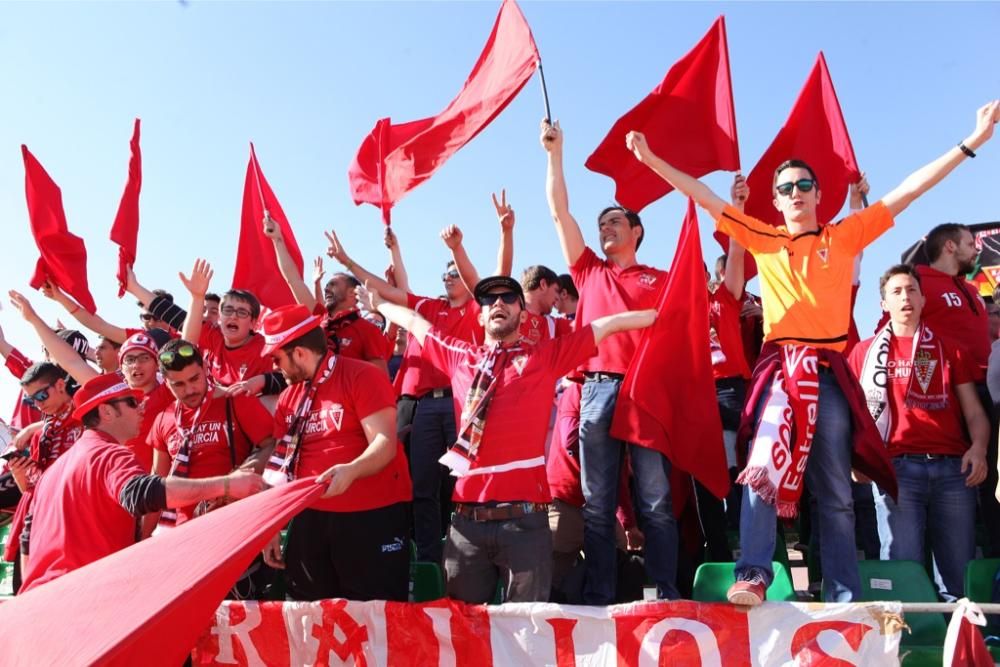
[715,205,790,254]
[832,202,895,254]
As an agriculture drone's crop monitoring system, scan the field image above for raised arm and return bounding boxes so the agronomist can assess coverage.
[179,258,214,345]
[589,309,657,345]
[383,227,410,294]
[441,225,481,294]
[541,121,587,266]
[493,190,514,276]
[358,283,431,345]
[311,257,325,306]
[325,229,408,305]
[264,213,318,309]
[0,323,14,359]
[9,290,98,384]
[881,101,999,217]
[41,280,129,343]
[723,174,749,300]
[124,266,158,309]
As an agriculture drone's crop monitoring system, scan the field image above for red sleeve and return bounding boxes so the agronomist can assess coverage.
[420,328,470,377]
[713,285,739,310]
[312,302,326,317]
[568,246,602,285]
[98,443,149,499]
[950,345,976,386]
[198,322,223,353]
[345,361,396,420]
[357,320,390,362]
[537,327,598,379]
[5,348,32,379]
[555,317,574,338]
[406,293,433,312]
[232,395,275,445]
[147,412,170,453]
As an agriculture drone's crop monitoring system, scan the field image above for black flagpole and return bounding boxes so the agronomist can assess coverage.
[538,60,552,124]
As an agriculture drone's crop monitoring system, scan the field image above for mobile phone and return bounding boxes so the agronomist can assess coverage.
[0,448,28,462]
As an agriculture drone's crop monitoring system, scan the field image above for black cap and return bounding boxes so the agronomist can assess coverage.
[55,329,91,360]
[473,276,525,305]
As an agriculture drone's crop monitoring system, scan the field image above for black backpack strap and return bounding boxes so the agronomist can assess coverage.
[224,398,237,469]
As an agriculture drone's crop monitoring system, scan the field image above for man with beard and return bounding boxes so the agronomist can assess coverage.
[360,275,655,603]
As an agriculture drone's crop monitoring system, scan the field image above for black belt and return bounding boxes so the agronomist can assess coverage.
[896,453,961,461]
[454,502,548,522]
[583,372,624,382]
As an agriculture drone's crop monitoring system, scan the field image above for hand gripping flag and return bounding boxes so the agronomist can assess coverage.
[109,118,142,298]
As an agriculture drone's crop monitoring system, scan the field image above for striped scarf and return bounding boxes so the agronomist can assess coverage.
[157,386,214,528]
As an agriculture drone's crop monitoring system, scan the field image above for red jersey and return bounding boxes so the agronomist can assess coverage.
[519,311,573,346]
[709,286,751,381]
[20,429,147,592]
[421,326,597,504]
[394,293,484,397]
[913,265,989,382]
[849,335,973,456]
[315,306,391,364]
[148,394,272,523]
[546,382,584,506]
[569,247,667,375]
[273,357,411,512]
[125,382,174,473]
[198,324,272,387]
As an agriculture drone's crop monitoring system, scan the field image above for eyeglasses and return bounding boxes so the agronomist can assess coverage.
[476,292,520,307]
[441,270,461,282]
[139,313,155,322]
[21,382,56,406]
[221,306,253,320]
[108,396,140,409]
[122,353,154,367]
[159,344,197,366]
[775,179,816,197]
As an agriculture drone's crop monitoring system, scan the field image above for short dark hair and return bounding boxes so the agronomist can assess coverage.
[205,293,221,305]
[138,289,173,309]
[280,327,327,357]
[81,407,102,429]
[334,272,361,289]
[158,338,203,373]
[716,254,728,271]
[557,274,578,300]
[879,263,922,299]
[21,361,65,388]
[773,159,819,190]
[521,265,559,291]
[925,223,971,263]
[599,206,644,250]
[223,289,262,320]
[99,335,123,349]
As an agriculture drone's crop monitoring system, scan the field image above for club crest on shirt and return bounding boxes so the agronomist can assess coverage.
[817,247,829,263]
[511,354,528,376]
[340,337,352,348]
[638,274,658,289]
[912,351,937,394]
[321,404,345,431]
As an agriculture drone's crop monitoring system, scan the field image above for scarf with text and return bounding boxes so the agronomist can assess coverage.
[157,385,216,528]
[737,344,819,518]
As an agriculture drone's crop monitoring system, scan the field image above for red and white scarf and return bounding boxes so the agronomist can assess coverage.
[737,345,819,518]
[263,352,337,486]
[32,403,79,471]
[858,322,949,444]
[157,386,215,529]
[439,342,520,477]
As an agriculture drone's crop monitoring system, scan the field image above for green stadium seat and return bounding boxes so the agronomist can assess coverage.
[964,558,1000,604]
[856,560,947,648]
[410,561,445,602]
[691,561,796,602]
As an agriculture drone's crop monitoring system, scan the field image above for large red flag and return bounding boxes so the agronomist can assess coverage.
[349,0,539,224]
[585,16,739,212]
[23,146,97,314]
[611,199,729,500]
[0,478,324,667]
[109,118,142,298]
[233,143,304,309]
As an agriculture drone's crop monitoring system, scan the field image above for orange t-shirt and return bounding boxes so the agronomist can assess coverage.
[715,202,894,351]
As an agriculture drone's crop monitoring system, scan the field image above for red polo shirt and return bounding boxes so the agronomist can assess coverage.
[913,265,989,382]
[519,311,573,346]
[314,306,391,364]
[198,324,272,388]
[709,286,751,381]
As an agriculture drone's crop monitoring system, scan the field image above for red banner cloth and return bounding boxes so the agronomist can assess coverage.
[349,0,539,224]
[0,478,323,667]
[110,118,142,298]
[611,200,729,500]
[585,16,739,212]
[22,146,97,314]
[232,143,304,309]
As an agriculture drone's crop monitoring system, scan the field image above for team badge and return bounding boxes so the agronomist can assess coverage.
[817,247,829,263]
[638,274,658,288]
[511,355,528,376]
[912,351,937,394]
[325,404,345,430]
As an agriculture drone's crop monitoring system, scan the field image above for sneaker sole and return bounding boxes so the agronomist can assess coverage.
[727,590,764,607]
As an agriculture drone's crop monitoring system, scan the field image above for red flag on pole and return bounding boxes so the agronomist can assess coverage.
[23,146,97,314]
[349,0,539,224]
[0,479,323,667]
[611,199,729,499]
[585,16,740,212]
[109,118,142,298]
[232,143,304,309]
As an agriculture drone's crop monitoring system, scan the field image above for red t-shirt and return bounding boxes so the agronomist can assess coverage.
[569,247,667,375]
[148,394,272,523]
[394,294,484,397]
[273,357,411,512]
[198,324,272,387]
[125,382,174,473]
[315,306,392,363]
[709,287,751,381]
[546,382,584,506]
[519,311,573,346]
[421,326,597,503]
[849,334,973,456]
[914,265,989,382]
[20,429,147,592]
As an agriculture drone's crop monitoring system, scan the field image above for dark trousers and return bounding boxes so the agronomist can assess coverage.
[978,383,1000,556]
[410,394,457,563]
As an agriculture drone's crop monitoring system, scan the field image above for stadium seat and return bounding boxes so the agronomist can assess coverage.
[964,558,1000,604]
[410,561,445,602]
[691,561,796,602]
[856,560,947,648]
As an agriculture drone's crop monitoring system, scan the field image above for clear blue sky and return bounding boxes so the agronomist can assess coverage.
[0,2,998,413]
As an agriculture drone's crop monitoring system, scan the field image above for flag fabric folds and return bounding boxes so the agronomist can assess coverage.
[585,16,740,212]
[349,0,539,224]
[0,478,324,667]
[233,143,304,309]
[109,118,142,298]
[22,145,97,314]
[611,199,729,500]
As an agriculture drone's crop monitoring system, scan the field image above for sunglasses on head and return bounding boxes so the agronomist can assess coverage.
[476,292,520,307]
[775,178,816,197]
[109,396,140,409]
[159,344,197,366]
[21,382,56,406]
[441,270,460,282]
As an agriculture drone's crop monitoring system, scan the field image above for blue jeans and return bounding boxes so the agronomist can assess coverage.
[874,456,976,601]
[579,376,679,604]
[410,394,458,563]
[736,372,861,602]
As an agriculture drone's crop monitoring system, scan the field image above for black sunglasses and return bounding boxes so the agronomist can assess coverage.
[21,382,56,406]
[139,313,155,322]
[159,344,198,366]
[109,396,140,409]
[476,292,521,307]
[775,179,816,197]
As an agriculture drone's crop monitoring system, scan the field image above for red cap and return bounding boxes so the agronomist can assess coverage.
[118,332,159,364]
[259,305,322,356]
[71,373,145,421]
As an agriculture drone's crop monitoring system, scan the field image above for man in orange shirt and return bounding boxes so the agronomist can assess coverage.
[622,99,1000,606]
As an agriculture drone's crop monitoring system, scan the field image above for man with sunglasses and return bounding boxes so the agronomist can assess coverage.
[623,99,1000,606]
[18,373,265,593]
[360,276,654,602]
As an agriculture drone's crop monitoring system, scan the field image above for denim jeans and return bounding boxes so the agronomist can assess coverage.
[410,394,458,563]
[874,456,976,601]
[579,376,679,604]
[735,371,861,602]
[716,377,747,529]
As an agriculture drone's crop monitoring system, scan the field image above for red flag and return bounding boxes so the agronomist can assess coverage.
[109,118,142,298]
[611,199,729,499]
[0,479,324,666]
[585,16,739,212]
[23,146,97,314]
[232,143,304,309]
[944,600,993,667]
[349,0,539,224]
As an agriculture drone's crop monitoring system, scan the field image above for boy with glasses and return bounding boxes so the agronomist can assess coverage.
[622,99,1000,606]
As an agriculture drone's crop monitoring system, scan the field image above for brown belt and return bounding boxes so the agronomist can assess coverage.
[453,502,549,522]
